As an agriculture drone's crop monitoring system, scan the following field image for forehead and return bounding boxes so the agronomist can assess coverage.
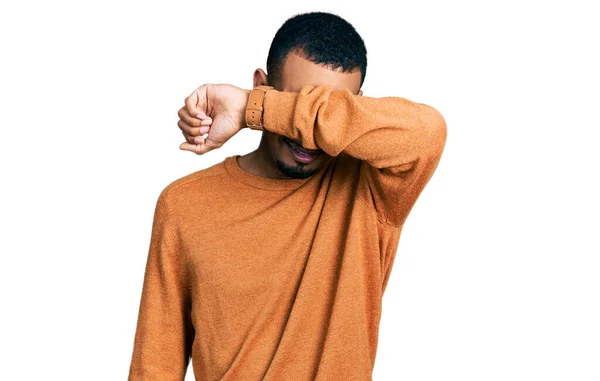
[279,50,362,94]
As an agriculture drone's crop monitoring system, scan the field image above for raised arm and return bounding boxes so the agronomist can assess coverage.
[259,85,447,226]
[128,190,194,380]
[177,83,446,226]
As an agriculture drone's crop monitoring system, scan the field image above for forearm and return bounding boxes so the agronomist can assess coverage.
[260,85,447,169]
[253,84,447,227]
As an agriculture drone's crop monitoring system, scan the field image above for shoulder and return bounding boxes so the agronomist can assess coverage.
[158,158,229,205]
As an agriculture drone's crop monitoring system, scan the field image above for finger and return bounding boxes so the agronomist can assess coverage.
[183,129,209,143]
[179,139,217,155]
[182,131,197,144]
[177,106,212,128]
[193,129,209,143]
[180,141,202,153]
[178,107,203,127]
[184,89,199,116]
[184,84,208,117]
[182,134,222,155]
[178,119,204,136]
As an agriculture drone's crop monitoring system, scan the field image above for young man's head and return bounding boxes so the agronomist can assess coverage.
[252,12,367,179]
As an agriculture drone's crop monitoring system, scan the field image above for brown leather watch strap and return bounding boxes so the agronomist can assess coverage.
[245,85,274,130]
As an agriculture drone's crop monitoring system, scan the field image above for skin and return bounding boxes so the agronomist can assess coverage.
[177,50,363,180]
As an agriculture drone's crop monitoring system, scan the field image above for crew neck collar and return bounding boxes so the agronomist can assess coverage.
[224,155,327,191]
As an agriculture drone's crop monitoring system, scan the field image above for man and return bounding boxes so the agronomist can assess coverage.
[128,11,446,381]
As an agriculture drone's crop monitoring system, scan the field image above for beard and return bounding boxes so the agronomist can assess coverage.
[276,159,319,179]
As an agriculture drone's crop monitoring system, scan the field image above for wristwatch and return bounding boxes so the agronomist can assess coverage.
[245,85,274,130]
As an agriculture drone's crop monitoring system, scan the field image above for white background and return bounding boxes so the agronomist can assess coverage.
[1,0,598,380]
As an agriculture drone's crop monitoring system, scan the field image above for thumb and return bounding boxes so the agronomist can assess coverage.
[179,136,219,155]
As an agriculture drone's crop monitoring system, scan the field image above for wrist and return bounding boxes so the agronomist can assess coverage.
[239,89,251,129]
[245,85,274,130]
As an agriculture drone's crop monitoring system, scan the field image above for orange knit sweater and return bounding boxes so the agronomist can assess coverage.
[128,85,447,380]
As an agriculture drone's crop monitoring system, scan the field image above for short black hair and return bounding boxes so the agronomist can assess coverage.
[266,11,367,89]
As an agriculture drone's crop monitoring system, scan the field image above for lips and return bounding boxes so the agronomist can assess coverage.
[283,137,321,163]
[283,137,321,155]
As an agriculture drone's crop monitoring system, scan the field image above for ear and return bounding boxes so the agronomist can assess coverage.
[358,89,363,96]
[253,68,269,88]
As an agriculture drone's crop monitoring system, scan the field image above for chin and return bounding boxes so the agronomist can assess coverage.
[276,159,321,179]
[269,135,329,179]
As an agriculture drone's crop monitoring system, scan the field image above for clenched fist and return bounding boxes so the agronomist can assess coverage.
[177,83,251,155]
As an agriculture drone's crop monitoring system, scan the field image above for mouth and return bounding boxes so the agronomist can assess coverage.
[282,137,322,163]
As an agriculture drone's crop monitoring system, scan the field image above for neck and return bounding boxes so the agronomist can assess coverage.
[238,133,293,179]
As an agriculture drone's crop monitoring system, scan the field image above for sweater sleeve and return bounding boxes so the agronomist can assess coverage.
[261,85,447,227]
[128,190,194,380]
